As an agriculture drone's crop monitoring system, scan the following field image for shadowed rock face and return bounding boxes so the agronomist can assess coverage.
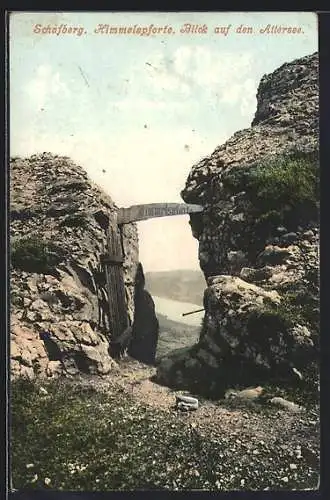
[129,263,159,365]
[10,153,144,379]
[156,52,319,395]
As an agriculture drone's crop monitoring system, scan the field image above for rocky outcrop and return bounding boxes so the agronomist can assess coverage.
[129,263,159,365]
[10,153,156,379]
[182,52,318,208]
[156,52,319,394]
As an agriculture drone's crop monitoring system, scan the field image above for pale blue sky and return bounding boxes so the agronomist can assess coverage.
[10,12,318,271]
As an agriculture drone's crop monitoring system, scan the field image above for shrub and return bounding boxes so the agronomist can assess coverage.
[11,236,65,274]
[248,154,318,209]
[247,303,296,342]
[247,290,318,337]
[223,151,319,230]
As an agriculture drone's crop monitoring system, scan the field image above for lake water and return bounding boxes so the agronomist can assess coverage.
[152,295,204,327]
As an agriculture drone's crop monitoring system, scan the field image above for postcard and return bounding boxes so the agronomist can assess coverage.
[9,11,319,493]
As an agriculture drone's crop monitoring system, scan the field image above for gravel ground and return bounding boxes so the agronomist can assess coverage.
[62,358,320,491]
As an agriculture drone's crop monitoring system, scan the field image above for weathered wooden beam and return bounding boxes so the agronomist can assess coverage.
[117,202,204,224]
[104,213,129,341]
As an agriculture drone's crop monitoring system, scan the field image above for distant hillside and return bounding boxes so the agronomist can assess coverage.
[145,269,205,306]
[156,313,200,360]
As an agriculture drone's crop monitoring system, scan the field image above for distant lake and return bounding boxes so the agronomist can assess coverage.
[152,295,204,327]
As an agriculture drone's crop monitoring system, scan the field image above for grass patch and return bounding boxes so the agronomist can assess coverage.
[245,295,319,394]
[156,314,200,360]
[247,289,319,343]
[223,151,319,232]
[59,213,89,229]
[10,377,319,491]
[11,236,65,274]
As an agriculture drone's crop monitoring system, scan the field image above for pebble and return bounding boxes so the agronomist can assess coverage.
[235,386,264,400]
[176,395,199,411]
[270,397,302,413]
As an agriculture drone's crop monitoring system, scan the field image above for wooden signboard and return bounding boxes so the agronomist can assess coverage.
[117,202,204,224]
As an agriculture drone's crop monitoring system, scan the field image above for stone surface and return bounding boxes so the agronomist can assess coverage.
[156,53,319,394]
[270,397,303,413]
[235,386,264,400]
[10,153,157,379]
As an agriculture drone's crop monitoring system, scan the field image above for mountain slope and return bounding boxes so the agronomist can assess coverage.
[145,269,205,306]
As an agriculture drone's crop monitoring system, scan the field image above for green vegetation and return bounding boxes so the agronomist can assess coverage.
[60,213,89,229]
[247,287,319,342]
[246,294,319,394]
[11,377,319,491]
[11,236,65,274]
[247,299,301,337]
[223,152,319,231]
[156,314,200,360]
[248,154,318,215]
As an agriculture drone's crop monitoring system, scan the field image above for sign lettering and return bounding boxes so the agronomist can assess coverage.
[117,203,204,224]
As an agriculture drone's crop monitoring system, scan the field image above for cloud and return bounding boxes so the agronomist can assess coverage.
[144,53,192,95]
[107,98,187,111]
[141,47,256,116]
[24,65,70,110]
[220,77,257,116]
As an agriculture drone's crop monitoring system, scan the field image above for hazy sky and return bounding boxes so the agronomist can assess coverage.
[9,12,318,271]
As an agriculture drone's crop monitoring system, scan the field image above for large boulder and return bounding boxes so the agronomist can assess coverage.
[156,276,315,395]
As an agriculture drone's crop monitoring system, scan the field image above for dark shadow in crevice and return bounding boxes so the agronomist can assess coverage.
[128,262,159,365]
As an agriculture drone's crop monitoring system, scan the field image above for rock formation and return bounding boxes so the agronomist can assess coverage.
[156,52,319,395]
[128,263,159,365]
[10,153,158,379]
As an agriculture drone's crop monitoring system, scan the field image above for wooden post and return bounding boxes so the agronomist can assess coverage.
[103,212,128,341]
